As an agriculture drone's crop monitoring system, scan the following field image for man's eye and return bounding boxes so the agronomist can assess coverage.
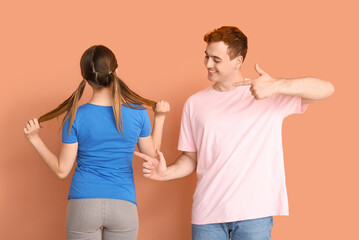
[214,60,221,63]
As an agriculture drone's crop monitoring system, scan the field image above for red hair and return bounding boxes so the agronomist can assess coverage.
[204,26,248,60]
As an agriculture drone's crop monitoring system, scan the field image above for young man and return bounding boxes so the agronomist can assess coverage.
[135,26,334,240]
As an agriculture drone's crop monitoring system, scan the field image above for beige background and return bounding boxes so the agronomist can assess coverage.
[0,0,358,239]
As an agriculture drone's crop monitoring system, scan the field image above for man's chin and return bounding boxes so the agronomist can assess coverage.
[207,75,217,82]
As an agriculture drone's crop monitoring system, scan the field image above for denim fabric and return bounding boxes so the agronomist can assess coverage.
[192,217,273,240]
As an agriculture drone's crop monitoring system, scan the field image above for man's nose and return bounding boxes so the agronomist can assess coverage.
[205,58,214,68]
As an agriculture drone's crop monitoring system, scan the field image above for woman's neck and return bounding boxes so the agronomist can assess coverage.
[89,85,113,106]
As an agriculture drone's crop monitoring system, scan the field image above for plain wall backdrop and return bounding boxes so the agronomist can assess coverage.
[0,0,358,239]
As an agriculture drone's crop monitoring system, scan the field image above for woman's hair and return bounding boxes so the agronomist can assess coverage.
[38,45,156,134]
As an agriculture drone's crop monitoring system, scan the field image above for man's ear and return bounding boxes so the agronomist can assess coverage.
[235,55,243,69]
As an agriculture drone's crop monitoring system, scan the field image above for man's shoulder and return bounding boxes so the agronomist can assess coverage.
[185,86,212,103]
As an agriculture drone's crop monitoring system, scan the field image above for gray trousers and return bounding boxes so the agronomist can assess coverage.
[66,199,139,240]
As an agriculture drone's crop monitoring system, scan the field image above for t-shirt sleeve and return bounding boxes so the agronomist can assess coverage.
[272,94,309,118]
[140,109,152,137]
[62,117,78,143]
[178,100,197,152]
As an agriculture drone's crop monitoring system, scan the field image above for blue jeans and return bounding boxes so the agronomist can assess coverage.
[192,217,273,240]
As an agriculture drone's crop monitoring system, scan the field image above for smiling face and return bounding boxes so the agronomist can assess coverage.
[204,41,242,84]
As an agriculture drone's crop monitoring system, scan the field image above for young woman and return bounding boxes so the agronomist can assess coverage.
[23,45,170,240]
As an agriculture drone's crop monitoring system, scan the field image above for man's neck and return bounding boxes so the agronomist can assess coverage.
[212,72,245,92]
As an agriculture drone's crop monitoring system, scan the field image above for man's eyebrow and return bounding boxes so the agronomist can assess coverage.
[204,51,222,60]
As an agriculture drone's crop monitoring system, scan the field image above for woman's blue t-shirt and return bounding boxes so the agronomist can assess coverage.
[62,103,151,205]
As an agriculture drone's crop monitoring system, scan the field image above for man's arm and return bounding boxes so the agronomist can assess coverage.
[233,64,335,103]
[272,77,334,104]
[134,150,197,181]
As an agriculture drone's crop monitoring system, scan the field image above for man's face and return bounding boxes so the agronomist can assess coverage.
[204,41,240,83]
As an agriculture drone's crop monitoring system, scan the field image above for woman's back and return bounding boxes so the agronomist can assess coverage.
[63,103,151,204]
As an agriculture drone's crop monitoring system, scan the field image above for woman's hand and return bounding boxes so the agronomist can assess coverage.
[150,100,170,150]
[153,100,170,117]
[24,118,40,141]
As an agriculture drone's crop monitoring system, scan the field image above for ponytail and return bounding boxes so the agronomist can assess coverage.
[111,75,156,134]
[38,80,87,134]
[118,77,156,108]
[112,76,122,133]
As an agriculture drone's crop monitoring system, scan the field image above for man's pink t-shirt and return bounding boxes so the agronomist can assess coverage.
[178,85,308,224]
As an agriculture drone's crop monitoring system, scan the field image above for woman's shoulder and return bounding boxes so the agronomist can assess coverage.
[76,103,96,113]
[122,103,149,120]
[123,103,147,110]
[78,103,113,111]
[74,104,110,118]
[76,103,148,115]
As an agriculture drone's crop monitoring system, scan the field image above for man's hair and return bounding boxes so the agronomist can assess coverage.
[204,26,248,61]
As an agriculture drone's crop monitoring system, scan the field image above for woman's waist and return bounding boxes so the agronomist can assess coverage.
[74,165,134,179]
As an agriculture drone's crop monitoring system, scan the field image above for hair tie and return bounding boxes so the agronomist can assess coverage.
[108,71,112,75]
[83,79,87,83]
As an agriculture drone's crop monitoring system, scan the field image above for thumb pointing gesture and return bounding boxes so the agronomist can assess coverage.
[156,149,167,168]
[255,63,267,76]
[134,150,168,180]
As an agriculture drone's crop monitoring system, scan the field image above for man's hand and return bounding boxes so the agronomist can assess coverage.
[134,149,168,181]
[233,64,279,100]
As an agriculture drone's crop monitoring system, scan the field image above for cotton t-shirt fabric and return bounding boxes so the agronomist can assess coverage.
[62,103,152,205]
[178,85,308,224]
